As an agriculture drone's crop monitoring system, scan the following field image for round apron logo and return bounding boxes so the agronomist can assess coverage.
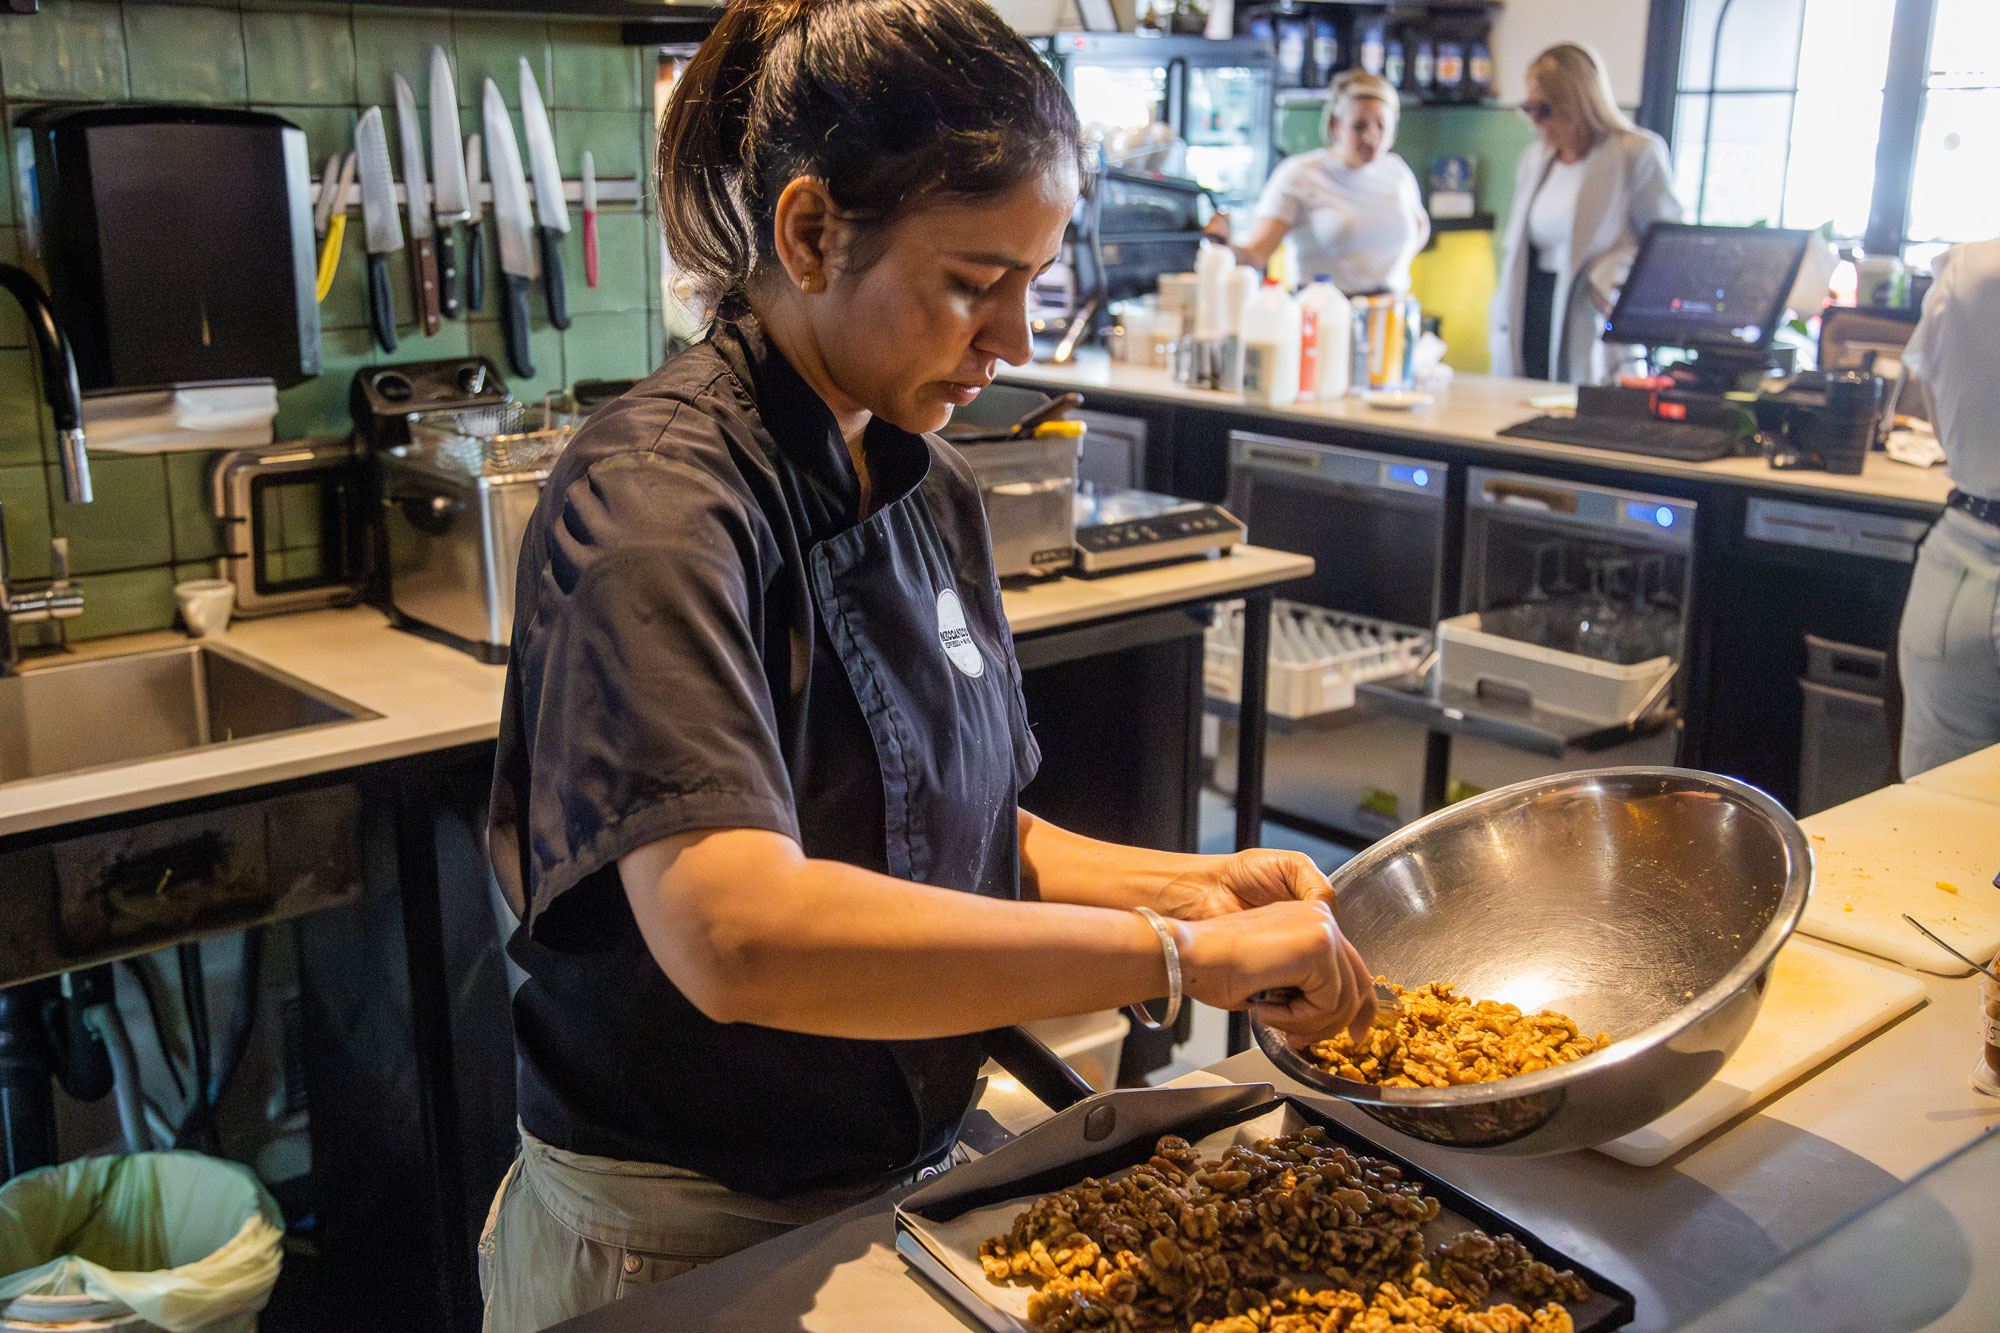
[935,588,985,678]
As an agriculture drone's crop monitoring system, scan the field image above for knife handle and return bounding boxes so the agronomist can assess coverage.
[414,235,442,336]
[501,272,535,379]
[369,252,398,353]
[467,221,486,312]
[583,211,599,288]
[538,226,571,331]
[436,224,462,320]
[316,214,346,303]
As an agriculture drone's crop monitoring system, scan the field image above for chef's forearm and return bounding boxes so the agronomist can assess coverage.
[620,826,1177,1038]
[1017,809,1224,915]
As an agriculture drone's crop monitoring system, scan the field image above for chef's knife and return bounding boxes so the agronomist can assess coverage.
[354,106,404,353]
[429,45,469,321]
[483,78,539,378]
[314,151,357,303]
[465,133,486,312]
[518,58,571,330]
[582,150,599,289]
[393,73,441,336]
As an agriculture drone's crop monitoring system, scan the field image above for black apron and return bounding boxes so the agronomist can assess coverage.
[808,438,1031,1126]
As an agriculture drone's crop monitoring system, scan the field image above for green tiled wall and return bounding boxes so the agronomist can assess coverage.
[0,0,662,639]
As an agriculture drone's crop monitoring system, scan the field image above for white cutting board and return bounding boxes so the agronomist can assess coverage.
[1909,742,2000,808]
[1598,939,1925,1167]
[1796,783,2000,974]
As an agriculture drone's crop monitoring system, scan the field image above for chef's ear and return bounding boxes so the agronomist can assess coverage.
[771,176,855,294]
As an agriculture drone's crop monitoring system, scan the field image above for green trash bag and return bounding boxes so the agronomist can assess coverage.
[0,1152,283,1333]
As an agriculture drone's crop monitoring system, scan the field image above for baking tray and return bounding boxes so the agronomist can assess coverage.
[896,1084,1636,1333]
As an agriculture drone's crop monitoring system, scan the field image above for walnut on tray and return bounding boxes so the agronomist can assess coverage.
[977,1126,1589,1333]
[1305,982,1610,1089]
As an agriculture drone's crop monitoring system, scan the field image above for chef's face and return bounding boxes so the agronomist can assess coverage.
[814,169,1076,435]
[1329,96,1394,169]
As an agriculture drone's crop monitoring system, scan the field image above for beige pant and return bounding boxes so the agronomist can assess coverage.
[477,1125,948,1332]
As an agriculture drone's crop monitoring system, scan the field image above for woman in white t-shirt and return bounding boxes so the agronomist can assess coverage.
[1206,71,1428,295]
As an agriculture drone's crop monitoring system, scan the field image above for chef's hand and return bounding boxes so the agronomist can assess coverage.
[1158,848,1336,920]
[1179,900,1375,1045]
[1203,210,1232,242]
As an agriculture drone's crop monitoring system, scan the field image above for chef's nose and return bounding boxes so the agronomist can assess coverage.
[975,293,1035,368]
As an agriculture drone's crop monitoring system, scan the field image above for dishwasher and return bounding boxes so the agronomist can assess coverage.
[1208,432,1448,844]
[1699,496,1931,810]
[1361,468,1694,802]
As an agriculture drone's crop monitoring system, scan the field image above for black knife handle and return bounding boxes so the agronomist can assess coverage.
[467,221,486,312]
[501,272,535,379]
[368,252,398,353]
[538,226,571,330]
[436,224,462,320]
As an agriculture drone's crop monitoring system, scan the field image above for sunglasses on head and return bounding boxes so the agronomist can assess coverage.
[1521,100,1557,122]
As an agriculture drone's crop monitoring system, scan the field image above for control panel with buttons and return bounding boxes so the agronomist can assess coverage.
[1072,490,1246,575]
[349,357,512,449]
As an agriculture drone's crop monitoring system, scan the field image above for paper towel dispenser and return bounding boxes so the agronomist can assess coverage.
[18,105,320,391]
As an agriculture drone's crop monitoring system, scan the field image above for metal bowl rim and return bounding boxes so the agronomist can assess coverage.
[1254,766,1812,1107]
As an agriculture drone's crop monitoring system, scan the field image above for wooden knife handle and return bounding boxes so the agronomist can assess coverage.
[436,224,462,320]
[368,252,398,353]
[413,235,442,336]
[501,272,535,379]
[466,221,486,312]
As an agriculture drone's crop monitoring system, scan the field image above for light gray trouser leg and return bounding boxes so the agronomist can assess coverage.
[1899,510,2000,778]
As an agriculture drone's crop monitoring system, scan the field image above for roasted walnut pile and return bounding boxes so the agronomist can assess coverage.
[1305,983,1610,1088]
[978,1126,1590,1333]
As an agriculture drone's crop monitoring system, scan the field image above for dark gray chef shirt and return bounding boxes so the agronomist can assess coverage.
[486,312,1039,1198]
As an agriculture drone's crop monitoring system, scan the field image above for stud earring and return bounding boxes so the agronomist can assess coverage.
[801,271,824,294]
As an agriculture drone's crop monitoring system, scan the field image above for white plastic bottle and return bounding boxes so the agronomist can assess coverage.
[1195,240,1234,341]
[1219,266,1260,393]
[1240,278,1301,407]
[1298,276,1352,402]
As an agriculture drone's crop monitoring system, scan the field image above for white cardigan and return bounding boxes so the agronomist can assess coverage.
[1489,128,1682,384]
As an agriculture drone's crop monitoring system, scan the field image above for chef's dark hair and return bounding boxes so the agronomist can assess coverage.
[658,0,1084,307]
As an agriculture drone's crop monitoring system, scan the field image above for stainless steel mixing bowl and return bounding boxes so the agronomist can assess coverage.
[1255,767,1812,1155]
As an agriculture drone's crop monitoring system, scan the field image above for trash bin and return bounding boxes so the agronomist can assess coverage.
[0,1152,282,1333]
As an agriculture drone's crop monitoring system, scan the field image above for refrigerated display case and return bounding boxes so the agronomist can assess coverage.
[1039,34,1276,211]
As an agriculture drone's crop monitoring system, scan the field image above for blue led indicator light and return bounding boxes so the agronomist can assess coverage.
[1655,506,1675,528]
[1412,468,1431,488]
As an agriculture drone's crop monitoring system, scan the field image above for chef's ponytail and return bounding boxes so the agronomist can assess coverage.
[657,0,1084,310]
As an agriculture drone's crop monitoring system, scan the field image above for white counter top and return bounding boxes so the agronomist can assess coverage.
[0,547,1308,840]
[1005,357,1956,514]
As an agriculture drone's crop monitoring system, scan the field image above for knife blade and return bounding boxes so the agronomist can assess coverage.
[581,150,599,289]
[518,57,571,331]
[314,151,342,239]
[429,45,468,321]
[465,132,486,313]
[393,73,441,336]
[354,106,403,353]
[483,78,539,378]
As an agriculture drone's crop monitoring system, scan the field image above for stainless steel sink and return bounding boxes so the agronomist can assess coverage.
[0,643,377,785]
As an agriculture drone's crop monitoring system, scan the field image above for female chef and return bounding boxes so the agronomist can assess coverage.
[479,1,1377,1327]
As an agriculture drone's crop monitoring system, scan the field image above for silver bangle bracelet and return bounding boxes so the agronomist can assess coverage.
[1126,906,1184,1032]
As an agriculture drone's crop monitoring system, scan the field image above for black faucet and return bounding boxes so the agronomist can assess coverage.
[0,265,91,672]
[0,263,92,505]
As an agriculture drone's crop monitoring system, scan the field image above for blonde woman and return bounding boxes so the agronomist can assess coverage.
[1490,43,1682,383]
[1207,71,1428,295]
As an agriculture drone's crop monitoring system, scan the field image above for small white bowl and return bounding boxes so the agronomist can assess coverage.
[174,579,235,638]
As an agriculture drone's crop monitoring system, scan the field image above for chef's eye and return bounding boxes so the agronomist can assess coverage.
[952,273,1000,298]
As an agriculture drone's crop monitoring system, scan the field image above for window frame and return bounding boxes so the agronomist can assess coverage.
[1639,0,1945,258]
